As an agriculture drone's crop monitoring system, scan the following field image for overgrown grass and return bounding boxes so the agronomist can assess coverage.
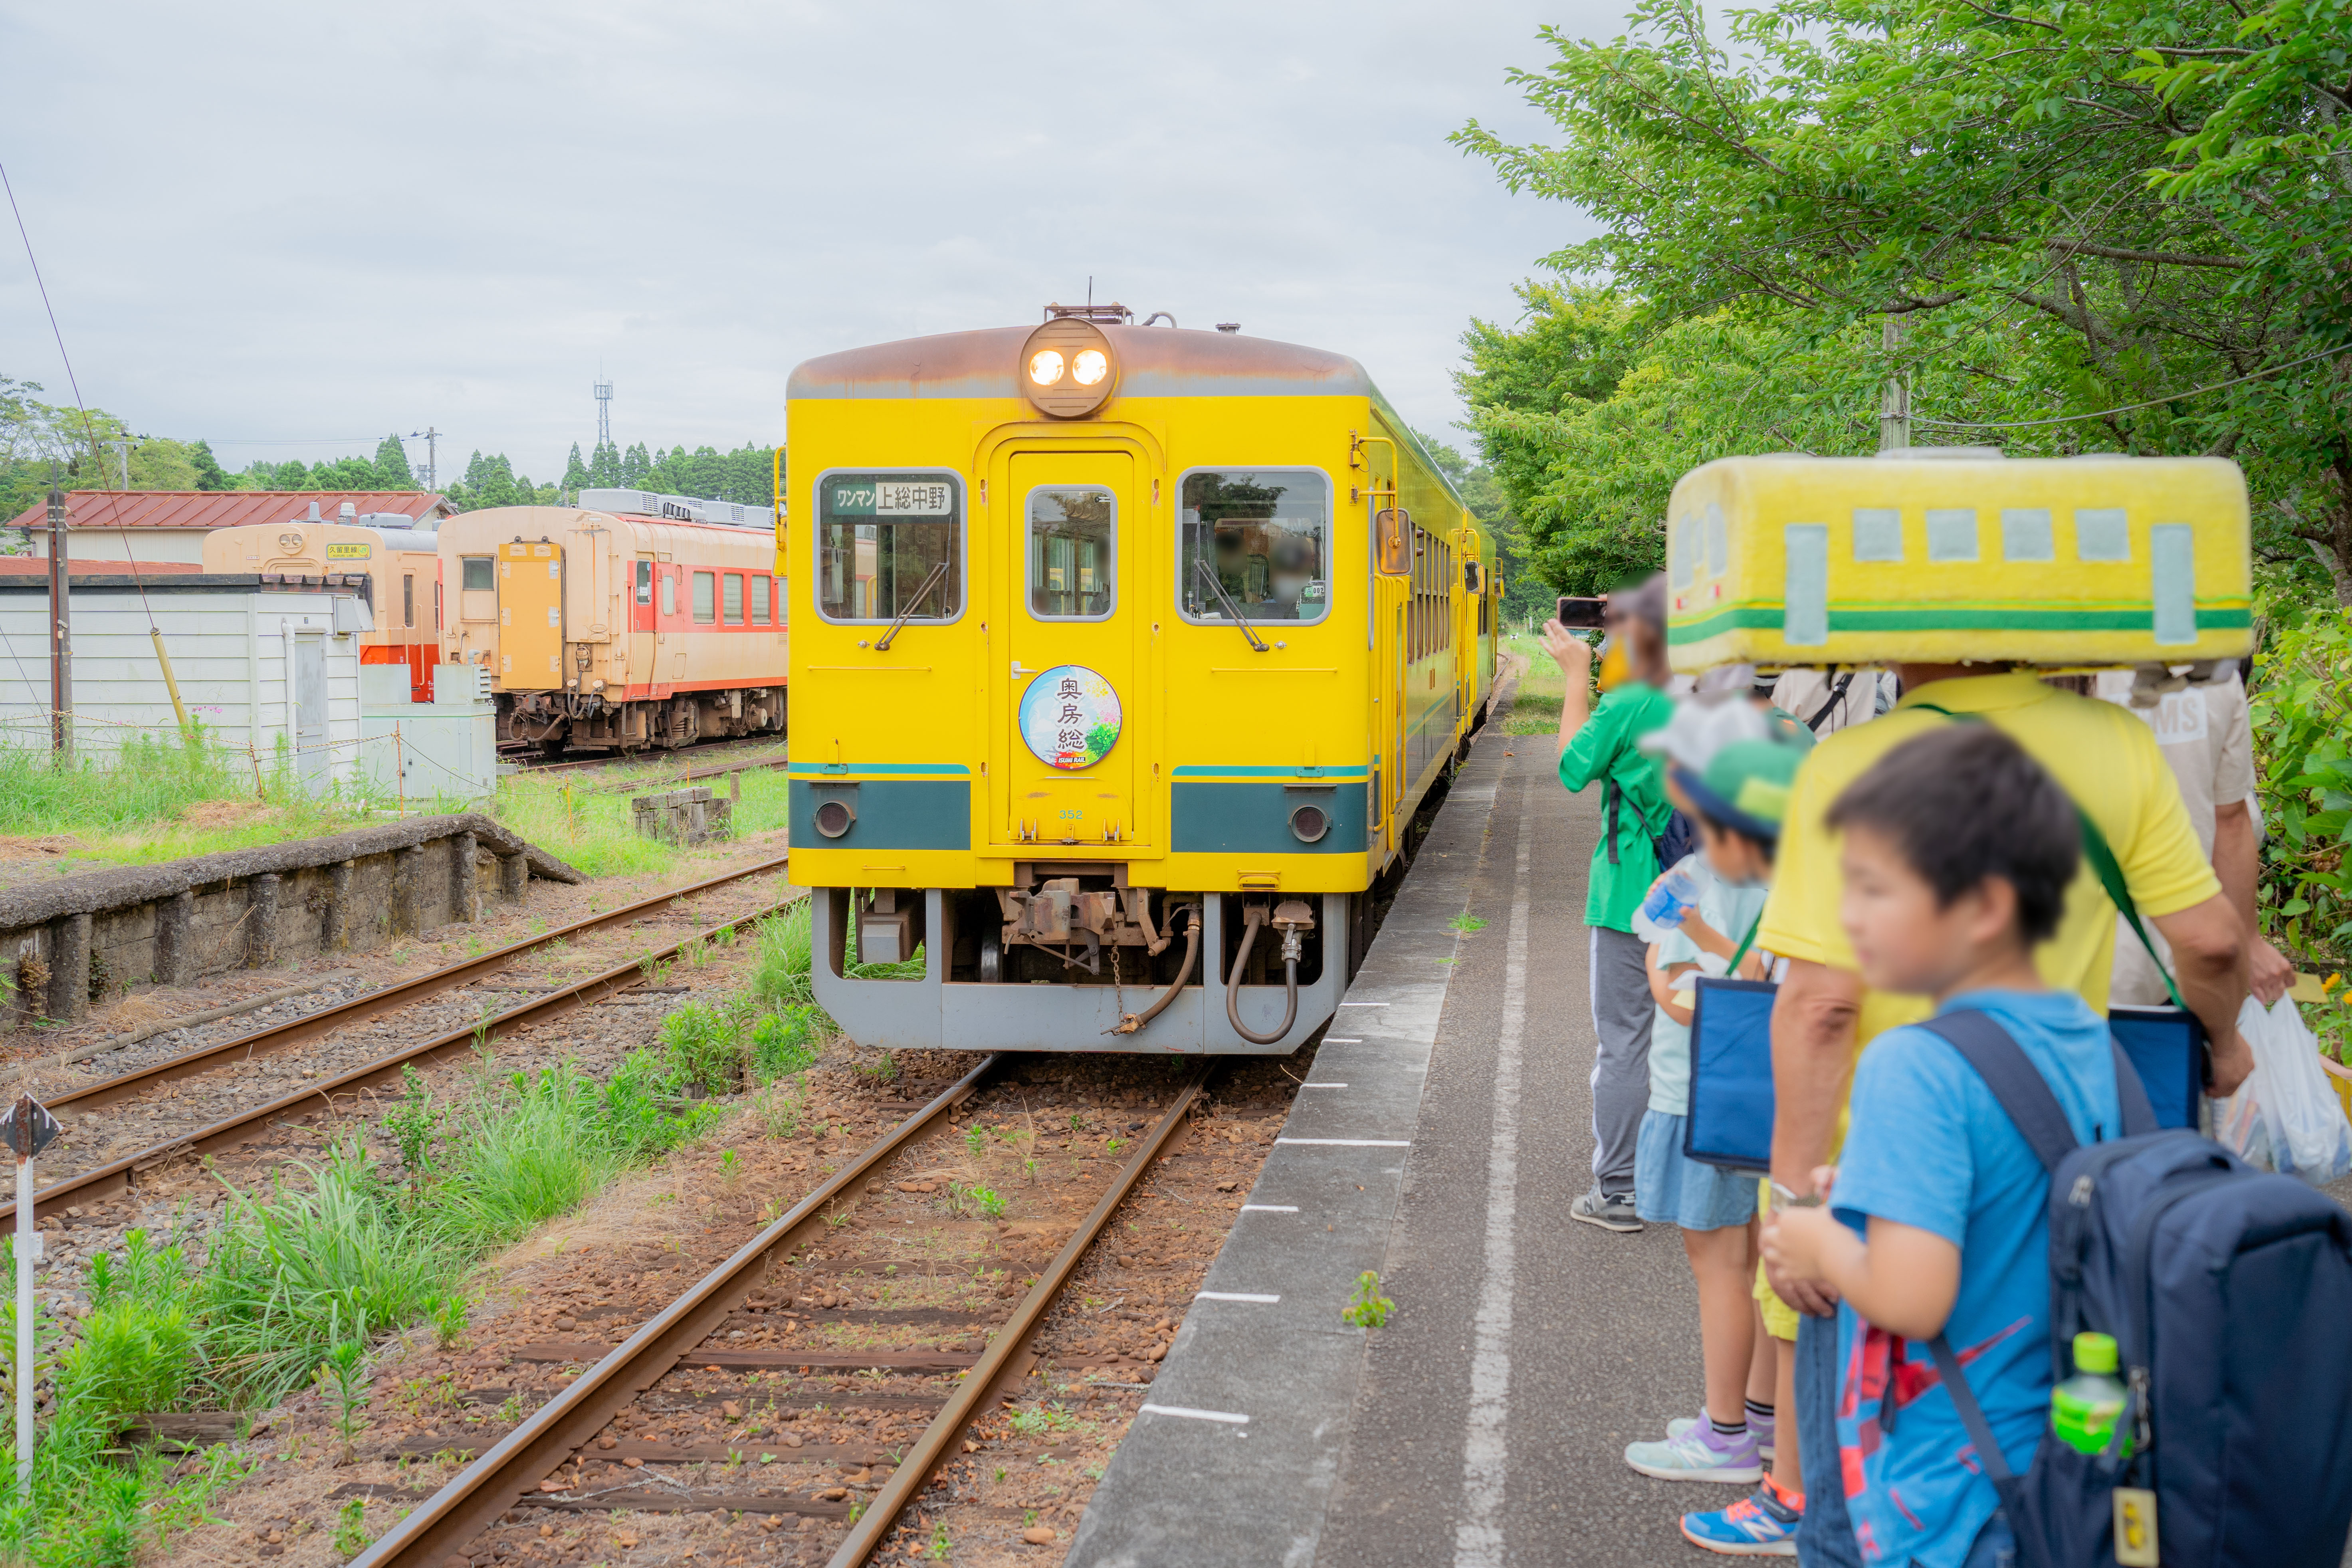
[488,762,789,878]
[1501,630,1569,736]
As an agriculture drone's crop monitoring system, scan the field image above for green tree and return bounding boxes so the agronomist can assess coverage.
[1452,0,2352,602]
[620,442,652,487]
[561,443,589,496]
[188,439,228,491]
[373,434,416,488]
[588,440,621,488]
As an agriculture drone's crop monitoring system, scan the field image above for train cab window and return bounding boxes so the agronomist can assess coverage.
[1178,468,1328,624]
[816,472,963,623]
[461,557,493,592]
[636,560,654,605]
[459,556,495,622]
[750,575,771,625]
[1027,486,1115,619]
[660,571,677,617]
[402,573,415,629]
[722,572,745,624]
[693,571,716,623]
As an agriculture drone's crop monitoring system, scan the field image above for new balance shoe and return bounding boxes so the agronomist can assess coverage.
[1671,1406,1776,1462]
[1623,1421,1762,1483]
[1570,1188,1642,1233]
[1680,1477,1803,1555]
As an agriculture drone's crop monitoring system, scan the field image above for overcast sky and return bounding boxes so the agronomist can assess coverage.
[1,0,1618,487]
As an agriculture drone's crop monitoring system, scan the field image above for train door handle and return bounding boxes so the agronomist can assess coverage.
[1012,660,1038,678]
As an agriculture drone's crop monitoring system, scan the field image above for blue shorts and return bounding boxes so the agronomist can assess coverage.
[1634,1109,1759,1230]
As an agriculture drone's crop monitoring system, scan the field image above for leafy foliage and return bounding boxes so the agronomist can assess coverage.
[2251,599,2352,965]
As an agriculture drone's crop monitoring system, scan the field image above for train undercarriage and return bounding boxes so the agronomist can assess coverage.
[499,687,785,755]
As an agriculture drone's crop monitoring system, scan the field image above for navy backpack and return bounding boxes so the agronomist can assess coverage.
[1916,1011,2352,1568]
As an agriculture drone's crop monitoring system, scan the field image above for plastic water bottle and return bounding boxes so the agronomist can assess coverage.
[1633,856,1706,943]
[2052,1331,2131,1457]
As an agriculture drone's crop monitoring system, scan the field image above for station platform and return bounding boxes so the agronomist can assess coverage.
[1073,694,1733,1567]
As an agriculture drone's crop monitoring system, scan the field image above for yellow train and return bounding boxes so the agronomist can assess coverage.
[784,305,1499,1053]
[1664,453,2253,672]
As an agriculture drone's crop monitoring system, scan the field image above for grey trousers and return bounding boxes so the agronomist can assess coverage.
[1587,924,1654,1197]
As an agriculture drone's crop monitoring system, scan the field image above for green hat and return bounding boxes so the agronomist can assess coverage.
[1671,739,1804,841]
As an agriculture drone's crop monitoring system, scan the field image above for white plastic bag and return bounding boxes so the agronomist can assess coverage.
[2215,995,2352,1184]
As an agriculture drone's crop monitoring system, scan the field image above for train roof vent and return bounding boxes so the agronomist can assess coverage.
[575,487,776,530]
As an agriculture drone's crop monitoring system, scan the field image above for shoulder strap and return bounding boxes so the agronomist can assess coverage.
[1805,670,1857,732]
[1605,778,1621,865]
[1928,1334,2025,1492]
[1906,702,2188,1010]
[1915,1010,2081,1174]
[1726,912,1764,977]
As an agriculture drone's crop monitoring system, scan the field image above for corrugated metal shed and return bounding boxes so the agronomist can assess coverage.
[2,490,453,532]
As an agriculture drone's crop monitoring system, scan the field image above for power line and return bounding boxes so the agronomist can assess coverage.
[1,161,104,468]
[1915,343,2352,431]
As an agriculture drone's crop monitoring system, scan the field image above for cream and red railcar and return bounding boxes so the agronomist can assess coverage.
[202,510,443,702]
[435,498,786,753]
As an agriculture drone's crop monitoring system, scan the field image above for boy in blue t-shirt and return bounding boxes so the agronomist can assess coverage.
[1762,725,2123,1568]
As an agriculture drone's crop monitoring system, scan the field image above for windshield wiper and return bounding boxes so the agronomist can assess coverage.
[874,561,950,651]
[1192,559,1268,652]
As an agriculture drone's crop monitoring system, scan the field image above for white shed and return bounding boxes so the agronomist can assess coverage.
[0,575,367,794]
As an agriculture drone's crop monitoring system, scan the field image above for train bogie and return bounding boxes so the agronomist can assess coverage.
[785,313,1502,1054]
[435,504,787,753]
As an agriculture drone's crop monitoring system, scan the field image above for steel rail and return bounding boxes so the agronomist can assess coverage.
[515,736,786,777]
[45,854,793,1118]
[348,1055,1005,1568]
[826,1062,1210,1568]
[0,890,805,1235]
[582,753,793,797]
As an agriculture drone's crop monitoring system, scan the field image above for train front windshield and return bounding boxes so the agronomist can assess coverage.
[817,472,963,622]
[1179,468,1328,624]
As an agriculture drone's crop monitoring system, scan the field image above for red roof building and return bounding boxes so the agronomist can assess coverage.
[0,490,453,573]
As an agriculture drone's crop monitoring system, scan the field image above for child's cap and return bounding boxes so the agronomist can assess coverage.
[1671,739,1804,842]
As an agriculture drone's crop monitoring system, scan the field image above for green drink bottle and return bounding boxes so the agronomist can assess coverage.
[2052,1331,2130,1457]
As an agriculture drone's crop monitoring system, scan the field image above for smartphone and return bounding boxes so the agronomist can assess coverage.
[1556,595,1607,629]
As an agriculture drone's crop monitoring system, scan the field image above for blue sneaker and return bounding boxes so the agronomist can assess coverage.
[1680,1479,1801,1555]
[1671,1407,1775,1462]
[1624,1422,1762,1483]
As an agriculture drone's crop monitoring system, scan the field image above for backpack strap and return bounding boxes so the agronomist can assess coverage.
[1805,670,1857,732]
[1606,778,1621,866]
[1908,702,2189,1011]
[1916,1011,2082,1174]
[1927,1333,2029,1501]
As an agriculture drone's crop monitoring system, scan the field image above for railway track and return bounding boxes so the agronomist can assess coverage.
[350,1059,1210,1568]
[4,854,800,1233]
[509,736,788,778]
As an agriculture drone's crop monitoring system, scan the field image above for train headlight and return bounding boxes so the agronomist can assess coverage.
[1288,802,1331,844]
[814,799,856,839]
[1018,317,1117,418]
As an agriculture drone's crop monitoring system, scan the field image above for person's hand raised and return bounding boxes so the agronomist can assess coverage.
[1541,618,1594,679]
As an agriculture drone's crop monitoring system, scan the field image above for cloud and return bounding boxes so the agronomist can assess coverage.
[0,0,1613,479]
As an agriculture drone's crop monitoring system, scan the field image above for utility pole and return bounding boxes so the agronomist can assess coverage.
[45,473,69,764]
[1878,314,1912,452]
[407,427,440,490]
[108,438,131,489]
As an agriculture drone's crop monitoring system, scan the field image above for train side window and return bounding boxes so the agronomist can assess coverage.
[461,557,493,592]
[816,471,963,623]
[402,573,415,628]
[636,559,654,604]
[750,575,771,625]
[1179,468,1328,624]
[723,572,745,624]
[1028,486,1116,619]
[693,571,716,624]
[433,581,442,629]
[660,571,677,617]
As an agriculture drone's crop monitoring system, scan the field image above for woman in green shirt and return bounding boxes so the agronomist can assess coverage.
[1542,574,1675,1232]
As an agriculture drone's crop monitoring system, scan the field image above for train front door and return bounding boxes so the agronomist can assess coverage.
[497,539,563,690]
[998,451,1137,849]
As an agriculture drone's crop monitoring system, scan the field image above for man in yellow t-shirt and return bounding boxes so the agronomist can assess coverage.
[1756,667,2249,1568]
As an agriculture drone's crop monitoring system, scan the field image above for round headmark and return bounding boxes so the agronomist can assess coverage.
[1018,665,1122,771]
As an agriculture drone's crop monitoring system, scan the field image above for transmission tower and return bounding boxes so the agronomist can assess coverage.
[594,378,614,452]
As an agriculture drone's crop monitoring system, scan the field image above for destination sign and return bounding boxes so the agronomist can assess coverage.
[827,476,956,518]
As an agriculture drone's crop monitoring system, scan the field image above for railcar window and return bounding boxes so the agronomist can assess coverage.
[636,560,654,605]
[817,472,962,622]
[723,572,745,624]
[1028,486,1116,619]
[751,575,771,625]
[660,571,676,617]
[693,571,716,624]
[1179,468,1328,624]
[461,557,493,592]
[402,574,414,629]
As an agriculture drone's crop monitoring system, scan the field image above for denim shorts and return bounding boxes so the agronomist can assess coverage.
[1634,1109,1760,1230]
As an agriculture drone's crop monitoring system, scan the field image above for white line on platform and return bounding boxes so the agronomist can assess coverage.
[1196,1291,1280,1302]
[1337,1001,1390,1007]
[1140,1403,1250,1425]
[1454,786,1531,1568]
[1323,1037,1363,1043]
[1274,1138,1410,1146]
[1239,1204,1298,1212]
[1301,1082,1348,1088]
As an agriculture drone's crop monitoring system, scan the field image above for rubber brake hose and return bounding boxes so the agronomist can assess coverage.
[1225,904,1300,1047]
[1110,906,1201,1036]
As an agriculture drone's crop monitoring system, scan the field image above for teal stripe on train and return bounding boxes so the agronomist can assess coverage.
[789,780,970,851]
[1171,781,1368,855]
